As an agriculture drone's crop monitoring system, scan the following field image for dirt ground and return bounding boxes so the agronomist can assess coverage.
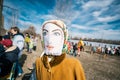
[78,46,120,80]
[16,39,120,80]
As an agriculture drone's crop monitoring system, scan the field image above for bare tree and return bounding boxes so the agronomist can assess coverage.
[23,26,36,35]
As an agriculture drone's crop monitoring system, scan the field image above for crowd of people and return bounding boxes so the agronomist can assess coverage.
[24,33,38,53]
[0,27,24,78]
[90,44,120,59]
[0,26,38,79]
[68,38,85,57]
[67,38,120,58]
[69,39,120,58]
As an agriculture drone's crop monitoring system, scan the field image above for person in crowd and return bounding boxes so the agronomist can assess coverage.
[67,37,72,54]
[25,33,30,52]
[91,46,96,54]
[97,45,101,54]
[69,42,73,55]
[10,26,24,76]
[0,44,5,54]
[77,38,84,56]
[31,20,86,80]
[104,46,108,58]
[29,36,34,53]
[33,35,38,51]
[73,43,78,56]
[110,46,116,55]
[101,47,105,54]
[80,38,84,51]
[0,39,19,78]
[115,47,120,56]
[77,42,81,56]
[97,45,103,60]
[0,36,2,42]
[108,46,111,55]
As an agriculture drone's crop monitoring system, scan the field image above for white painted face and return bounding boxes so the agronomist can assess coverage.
[43,23,64,56]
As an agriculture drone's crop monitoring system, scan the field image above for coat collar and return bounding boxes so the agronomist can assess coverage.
[42,53,66,69]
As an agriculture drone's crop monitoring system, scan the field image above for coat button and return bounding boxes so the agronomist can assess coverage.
[47,69,51,72]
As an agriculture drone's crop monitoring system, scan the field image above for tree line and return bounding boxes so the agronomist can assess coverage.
[72,37,120,45]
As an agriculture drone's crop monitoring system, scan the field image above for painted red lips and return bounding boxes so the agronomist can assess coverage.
[46,45,54,50]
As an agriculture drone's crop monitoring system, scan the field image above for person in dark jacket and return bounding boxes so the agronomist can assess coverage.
[0,39,20,78]
[10,26,24,76]
[73,43,78,56]
[0,44,5,53]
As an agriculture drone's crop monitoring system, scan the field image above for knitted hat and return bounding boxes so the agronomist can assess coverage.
[1,39,12,47]
[42,20,69,53]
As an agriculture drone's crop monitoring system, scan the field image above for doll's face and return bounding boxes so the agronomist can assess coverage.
[43,23,64,55]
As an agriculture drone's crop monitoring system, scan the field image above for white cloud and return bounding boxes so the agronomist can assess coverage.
[52,0,80,25]
[92,7,109,17]
[90,6,119,25]
[82,0,113,10]
[93,11,101,17]
[40,14,57,20]
[71,24,94,30]
[71,24,105,31]
[97,14,120,22]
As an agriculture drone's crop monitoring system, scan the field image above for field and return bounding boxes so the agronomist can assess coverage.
[79,46,120,80]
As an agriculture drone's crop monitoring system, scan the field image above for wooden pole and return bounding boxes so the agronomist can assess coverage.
[0,0,5,35]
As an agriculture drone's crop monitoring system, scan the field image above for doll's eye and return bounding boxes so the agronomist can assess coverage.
[43,31,47,36]
[54,32,60,36]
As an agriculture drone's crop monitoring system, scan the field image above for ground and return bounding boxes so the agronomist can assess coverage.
[16,39,120,80]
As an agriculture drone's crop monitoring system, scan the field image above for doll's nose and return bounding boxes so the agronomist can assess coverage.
[47,35,53,44]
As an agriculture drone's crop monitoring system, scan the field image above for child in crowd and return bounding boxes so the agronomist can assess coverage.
[29,37,34,53]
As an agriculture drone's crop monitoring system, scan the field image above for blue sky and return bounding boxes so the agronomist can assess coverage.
[3,0,120,40]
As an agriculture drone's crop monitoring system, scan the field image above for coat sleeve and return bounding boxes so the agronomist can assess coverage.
[74,59,86,80]
[35,58,42,80]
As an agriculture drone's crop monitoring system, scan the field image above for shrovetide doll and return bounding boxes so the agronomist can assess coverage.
[35,20,86,80]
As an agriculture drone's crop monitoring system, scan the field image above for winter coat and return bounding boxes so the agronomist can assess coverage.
[0,44,5,53]
[77,40,84,48]
[0,46,20,77]
[25,36,30,43]
[35,53,86,80]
